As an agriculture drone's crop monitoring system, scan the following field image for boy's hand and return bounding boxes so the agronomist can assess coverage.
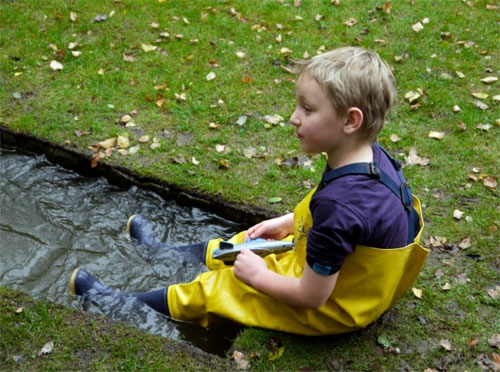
[233,249,267,287]
[244,213,294,241]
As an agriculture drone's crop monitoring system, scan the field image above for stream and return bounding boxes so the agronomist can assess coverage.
[0,145,245,356]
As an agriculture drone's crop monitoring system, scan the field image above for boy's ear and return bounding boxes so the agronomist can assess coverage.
[343,107,364,134]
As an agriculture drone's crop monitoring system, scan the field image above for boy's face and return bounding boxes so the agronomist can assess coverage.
[290,74,346,156]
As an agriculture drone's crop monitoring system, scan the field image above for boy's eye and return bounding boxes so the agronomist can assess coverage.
[304,105,312,112]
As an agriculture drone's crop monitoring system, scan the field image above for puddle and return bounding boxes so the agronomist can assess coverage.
[0,145,244,355]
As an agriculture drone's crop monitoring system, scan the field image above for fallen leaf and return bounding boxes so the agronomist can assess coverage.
[268,345,285,360]
[469,338,479,347]
[49,60,63,70]
[118,149,128,155]
[458,237,472,249]
[404,90,421,103]
[236,51,245,58]
[209,122,220,129]
[428,236,447,247]
[231,350,249,370]
[236,115,248,126]
[120,114,131,123]
[412,287,423,298]
[93,14,107,22]
[487,286,500,299]
[429,131,445,140]
[15,307,24,313]
[389,134,401,142]
[206,71,216,81]
[156,98,165,108]
[141,43,157,52]
[279,47,292,55]
[406,147,430,166]
[473,100,489,110]
[453,209,464,220]
[117,135,130,148]
[442,283,452,291]
[99,138,116,149]
[472,92,489,99]
[243,147,257,158]
[38,341,54,356]
[263,114,284,125]
[452,105,461,112]
[481,76,498,84]
[129,145,140,154]
[215,144,225,153]
[344,17,358,27]
[138,135,149,143]
[218,159,230,169]
[489,334,500,349]
[477,353,500,371]
[191,157,199,165]
[440,339,452,351]
[383,2,392,14]
[70,12,77,22]
[123,54,136,62]
[477,123,492,131]
[71,51,82,57]
[98,68,105,75]
[412,22,424,32]
[268,197,282,204]
[175,92,186,101]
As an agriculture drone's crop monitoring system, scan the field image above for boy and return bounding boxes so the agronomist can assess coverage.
[71,47,428,335]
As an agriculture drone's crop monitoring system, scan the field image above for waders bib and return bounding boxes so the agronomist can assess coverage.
[167,186,428,335]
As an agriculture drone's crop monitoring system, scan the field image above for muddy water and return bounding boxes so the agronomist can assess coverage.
[0,145,245,355]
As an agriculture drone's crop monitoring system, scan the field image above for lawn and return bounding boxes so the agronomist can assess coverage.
[1,0,499,370]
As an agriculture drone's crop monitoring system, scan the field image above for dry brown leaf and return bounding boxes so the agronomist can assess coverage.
[383,2,392,13]
[138,135,149,143]
[406,147,429,166]
[469,338,479,347]
[458,237,472,249]
[231,350,249,370]
[344,17,358,27]
[477,123,492,131]
[489,334,500,349]
[123,54,136,62]
[218,159,230,169]
[482,176,498,189]
[91,152,105,168]
[487,286,500,300]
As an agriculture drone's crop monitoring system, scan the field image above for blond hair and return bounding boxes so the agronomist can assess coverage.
[294,47,396,142]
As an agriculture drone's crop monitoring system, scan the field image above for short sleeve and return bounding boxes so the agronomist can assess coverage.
[306,195,366,275]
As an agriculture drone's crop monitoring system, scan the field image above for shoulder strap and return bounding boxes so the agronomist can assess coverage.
[316,147,420,244]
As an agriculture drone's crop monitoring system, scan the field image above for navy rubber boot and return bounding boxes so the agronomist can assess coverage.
[126,214,207,264]
[70,268,111,296]
[126,214,168,250]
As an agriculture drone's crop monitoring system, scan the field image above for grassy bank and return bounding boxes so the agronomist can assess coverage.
[1,0,499,370]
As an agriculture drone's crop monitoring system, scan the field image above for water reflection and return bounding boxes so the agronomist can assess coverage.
[0,145,244,355]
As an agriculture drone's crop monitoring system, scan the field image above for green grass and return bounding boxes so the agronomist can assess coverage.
[1,0,499,370]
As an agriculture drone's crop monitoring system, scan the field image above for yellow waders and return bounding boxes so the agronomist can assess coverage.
[167,188,429,335]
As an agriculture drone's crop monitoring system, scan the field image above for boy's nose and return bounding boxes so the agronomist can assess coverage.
[290,109,300,126]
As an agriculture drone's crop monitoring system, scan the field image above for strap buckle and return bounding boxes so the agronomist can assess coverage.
[369,162,381,179]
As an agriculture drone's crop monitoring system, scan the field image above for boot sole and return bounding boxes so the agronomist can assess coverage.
[126,214,137,237]
[69,268,80,295]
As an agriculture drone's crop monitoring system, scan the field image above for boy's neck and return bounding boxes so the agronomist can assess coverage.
[326,140,373,169]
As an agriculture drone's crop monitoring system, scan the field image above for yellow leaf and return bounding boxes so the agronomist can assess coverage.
[141,43,157,52]
[411,287,423,299]
[117,135,130,148]
[268,346,285,361]
[472,92,488,99]
[99,138,116,149]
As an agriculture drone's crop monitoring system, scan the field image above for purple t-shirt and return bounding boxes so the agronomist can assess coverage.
[306,143,409,275]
